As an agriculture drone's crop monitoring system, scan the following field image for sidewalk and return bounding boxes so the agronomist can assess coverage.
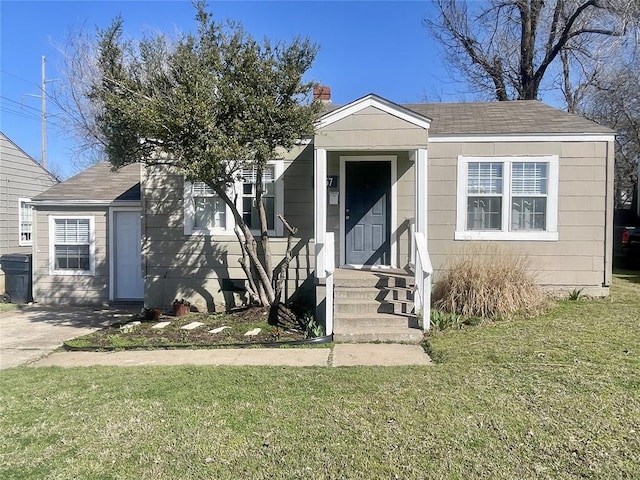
[28,343,431,368]
[1,305,431,368]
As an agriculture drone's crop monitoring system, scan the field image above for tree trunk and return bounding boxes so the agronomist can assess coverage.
[213,184,275,306]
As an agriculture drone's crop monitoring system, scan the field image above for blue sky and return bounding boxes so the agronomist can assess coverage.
[1,0,464,179]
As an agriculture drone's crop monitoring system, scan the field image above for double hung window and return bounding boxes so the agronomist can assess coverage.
[456,156,558,241]
[19,198,33,245]
[242,165,275,231]
[49,216,95,275]
[184,161,283,236]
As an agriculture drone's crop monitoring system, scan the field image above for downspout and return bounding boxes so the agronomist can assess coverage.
[603,139,615,288]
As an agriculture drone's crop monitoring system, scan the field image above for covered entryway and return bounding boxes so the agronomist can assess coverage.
[313,94,432,337]
[113,210,143,300]
[344,160,391,266]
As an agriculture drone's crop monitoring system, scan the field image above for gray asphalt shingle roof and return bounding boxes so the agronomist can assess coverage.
[322,98,612,136]
[35,100,611,202]
[32,162,140,202]
[404,100,613,136]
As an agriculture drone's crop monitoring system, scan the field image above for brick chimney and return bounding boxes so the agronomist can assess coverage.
[313,85,331,103]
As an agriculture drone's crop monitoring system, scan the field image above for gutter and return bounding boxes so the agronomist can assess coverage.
[29,200,141,207]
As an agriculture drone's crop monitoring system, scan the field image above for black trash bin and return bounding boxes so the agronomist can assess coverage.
[0,254,33,303]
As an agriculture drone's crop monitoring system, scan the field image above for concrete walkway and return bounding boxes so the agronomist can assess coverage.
[28,343,431,368]
[1,305,431,368]
[0,305,139,369]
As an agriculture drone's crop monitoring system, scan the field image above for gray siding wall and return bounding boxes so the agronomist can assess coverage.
[316,106,428,150]
[0,135,58,256]
[142,145,316,312]
[0,134,58,292]
[427,140,611,293]
[32,206,110,305]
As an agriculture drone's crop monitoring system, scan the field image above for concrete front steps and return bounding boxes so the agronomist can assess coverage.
[333,269,423,344]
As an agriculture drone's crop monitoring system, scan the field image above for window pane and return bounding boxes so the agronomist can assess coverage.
[55,245,90,271]
[192,182,214,195]
[20,201,32,222]
[20,223,32,242]
[241,165,276,231]
[243,197,253,226]
[194,197,226,229]
[468,162,503,194]
[512,163,547,195]
[512,197,546,230]
[55,219,89,243]
[264,196,275,230]
[467,197,502,230]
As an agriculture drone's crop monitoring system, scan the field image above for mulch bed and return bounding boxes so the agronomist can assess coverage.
[64,306,308,350]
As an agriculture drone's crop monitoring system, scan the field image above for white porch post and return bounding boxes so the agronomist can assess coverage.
[414,148,428,239]
[413,147,431,330]
[314,148,334,335]
[314,148,327,279]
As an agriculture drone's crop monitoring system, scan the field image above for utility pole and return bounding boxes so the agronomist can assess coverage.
[41,55,47,169]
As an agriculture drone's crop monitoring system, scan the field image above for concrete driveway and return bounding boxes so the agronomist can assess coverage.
[0,305,139,369]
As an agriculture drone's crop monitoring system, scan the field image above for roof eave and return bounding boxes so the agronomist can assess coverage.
[429,132,615,143]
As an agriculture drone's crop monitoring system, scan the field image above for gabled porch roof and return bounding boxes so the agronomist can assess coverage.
[317,93,432,131]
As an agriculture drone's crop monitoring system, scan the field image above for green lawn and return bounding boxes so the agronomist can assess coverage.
[1,273,639,479]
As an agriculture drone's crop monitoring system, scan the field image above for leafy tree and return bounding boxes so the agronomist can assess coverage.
[424,0,638,104]
[88,3,321,314]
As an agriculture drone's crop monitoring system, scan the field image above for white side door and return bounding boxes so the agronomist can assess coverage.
[115,211,143,300]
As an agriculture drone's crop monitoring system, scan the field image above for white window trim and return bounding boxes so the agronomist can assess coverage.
[18,197,33,246]
[184,160,284,237]
[455,155,559,241]
[48,216,96,276]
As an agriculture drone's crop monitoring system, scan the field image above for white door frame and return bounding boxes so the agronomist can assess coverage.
[109,205,143,301]
[339,155,397,268]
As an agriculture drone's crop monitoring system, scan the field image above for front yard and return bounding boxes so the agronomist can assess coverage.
[1,272,639,479]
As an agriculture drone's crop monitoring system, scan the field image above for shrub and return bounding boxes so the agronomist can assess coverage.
[568,288,584,301]
[430,309,465,331]
[432,244,546,319]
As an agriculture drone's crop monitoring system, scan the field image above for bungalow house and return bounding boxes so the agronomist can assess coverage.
[29,93,615,341]
[0,132,58,297]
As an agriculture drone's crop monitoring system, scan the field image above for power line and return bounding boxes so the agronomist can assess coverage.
[0,70,40,88]
[0,95,42,113]
[0,106,41,122]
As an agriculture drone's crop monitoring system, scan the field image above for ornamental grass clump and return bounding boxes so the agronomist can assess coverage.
[433,244,546,319]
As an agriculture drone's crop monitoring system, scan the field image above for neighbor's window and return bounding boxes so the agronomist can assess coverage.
[19,198,33,245]
[456,156,558,241]
[49,217,95,275]
[184,161,283,236]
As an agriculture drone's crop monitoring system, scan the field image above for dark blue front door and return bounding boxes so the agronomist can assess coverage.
[345,161,390,266]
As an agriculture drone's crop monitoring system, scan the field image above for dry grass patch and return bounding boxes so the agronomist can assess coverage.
[433,244,548,319]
